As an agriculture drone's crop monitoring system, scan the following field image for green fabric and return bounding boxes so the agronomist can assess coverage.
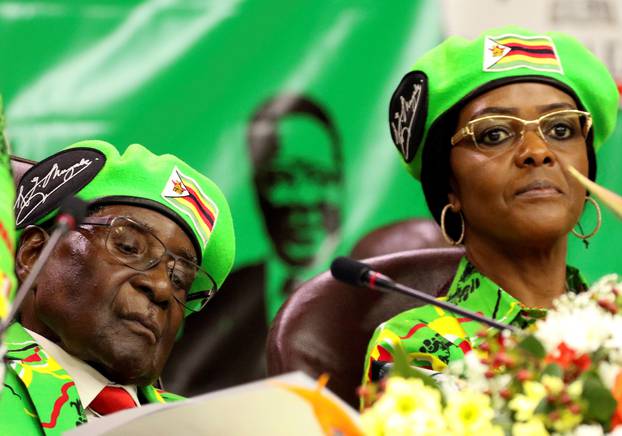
[402,25,619,179]
[0,95,16,319]
[0,323,183,436]
[31,140,235,315]
[362,256,587,385]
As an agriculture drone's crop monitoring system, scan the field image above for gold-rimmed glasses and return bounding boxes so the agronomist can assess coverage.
[80,216,217,314]
[450,109,592,155]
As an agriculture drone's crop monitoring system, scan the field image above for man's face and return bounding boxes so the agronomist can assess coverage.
[256,116,341,266]
[19,204,193,386]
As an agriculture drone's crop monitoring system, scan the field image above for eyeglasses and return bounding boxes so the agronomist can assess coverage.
[450,109,592,154]
[80,216,217,314]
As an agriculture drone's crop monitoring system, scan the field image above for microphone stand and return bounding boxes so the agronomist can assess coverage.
[331,256,517,333]
[364,269,517,333]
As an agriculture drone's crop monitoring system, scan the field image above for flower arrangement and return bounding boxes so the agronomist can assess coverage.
[361,274,622,436]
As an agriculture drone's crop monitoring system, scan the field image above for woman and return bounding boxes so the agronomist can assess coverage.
[363,25,619,385]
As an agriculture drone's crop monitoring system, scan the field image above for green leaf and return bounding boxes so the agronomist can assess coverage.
[534,397,552,415]
[517,334,546,359]
[389,342,439,390]
[542,363,563,378]
[581,371,616,425]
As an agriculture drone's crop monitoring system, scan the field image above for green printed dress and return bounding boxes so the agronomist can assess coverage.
[363,257,587,385]
[0,323,184,435]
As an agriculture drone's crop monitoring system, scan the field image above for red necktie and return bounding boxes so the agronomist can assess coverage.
[89,386,137,416]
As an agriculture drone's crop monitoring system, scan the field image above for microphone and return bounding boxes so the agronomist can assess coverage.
[330,256,517,332]
[0,196,88,336]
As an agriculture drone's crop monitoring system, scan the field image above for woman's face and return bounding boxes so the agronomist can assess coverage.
[449,82,589,247]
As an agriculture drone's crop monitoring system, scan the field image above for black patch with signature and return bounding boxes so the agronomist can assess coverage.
[389,71,428,163]
[14,148,105,229]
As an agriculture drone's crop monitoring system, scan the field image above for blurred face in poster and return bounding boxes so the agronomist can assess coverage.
[249,97,342,267]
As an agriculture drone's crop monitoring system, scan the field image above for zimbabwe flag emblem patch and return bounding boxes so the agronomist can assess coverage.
[483,33,563,74]
[161,167,219,250]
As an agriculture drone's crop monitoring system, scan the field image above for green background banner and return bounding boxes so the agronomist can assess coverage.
[0,0,447,314]
[1,0,621,394]
[2,1,619,284]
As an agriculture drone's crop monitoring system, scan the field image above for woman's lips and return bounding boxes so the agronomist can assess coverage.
[515,180,563,198]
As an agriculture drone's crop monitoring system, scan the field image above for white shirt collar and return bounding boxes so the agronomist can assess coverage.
[24,328,140,409]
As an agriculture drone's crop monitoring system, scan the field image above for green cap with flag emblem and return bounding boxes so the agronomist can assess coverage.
[14,140,235,316]
[389,25,619,181]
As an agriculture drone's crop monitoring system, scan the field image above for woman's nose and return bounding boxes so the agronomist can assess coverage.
[514,130,556,168]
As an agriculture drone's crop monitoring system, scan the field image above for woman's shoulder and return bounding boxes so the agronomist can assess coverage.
[376,300,450,336]
[364,298,469,384]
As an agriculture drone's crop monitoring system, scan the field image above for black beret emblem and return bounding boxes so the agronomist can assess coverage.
[14,148,105,229]
[389,71,428,163]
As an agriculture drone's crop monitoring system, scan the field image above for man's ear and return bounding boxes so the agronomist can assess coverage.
[15,226,49,282]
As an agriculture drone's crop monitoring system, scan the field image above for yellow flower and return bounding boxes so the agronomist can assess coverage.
[381,378,442,416]
[541,375,564,396]
[444,389,502,435]
[509,381,547,422]
[384,411,447,436]
[567,380,583,398]
[361,409,384,436]
[512,418,550,436]
[551,410,582,433]
[362,377,446,436]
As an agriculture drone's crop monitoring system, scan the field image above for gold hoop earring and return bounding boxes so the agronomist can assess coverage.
[571,196,601,243]
[440,203,465,245]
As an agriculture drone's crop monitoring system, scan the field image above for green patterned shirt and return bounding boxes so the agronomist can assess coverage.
[0,323,185,435]
[363,256,587,385]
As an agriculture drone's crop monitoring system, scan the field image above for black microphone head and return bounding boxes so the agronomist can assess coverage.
[330,256,371,286]
[57,195,89,229]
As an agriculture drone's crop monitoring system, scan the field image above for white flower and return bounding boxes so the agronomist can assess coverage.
[605,317,622,359]
[607,426,622,436]
[590,274,621,297]
[448,351,489,394]
[598,361,621,390]
[569,424,604,436]
[535,304,614,354]
[489,373,512,395]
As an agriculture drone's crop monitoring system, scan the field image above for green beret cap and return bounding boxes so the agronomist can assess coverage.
[389,25,619,180]
[15,140,235,315]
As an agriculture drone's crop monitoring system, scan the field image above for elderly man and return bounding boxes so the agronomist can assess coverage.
[0,140,234,435]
